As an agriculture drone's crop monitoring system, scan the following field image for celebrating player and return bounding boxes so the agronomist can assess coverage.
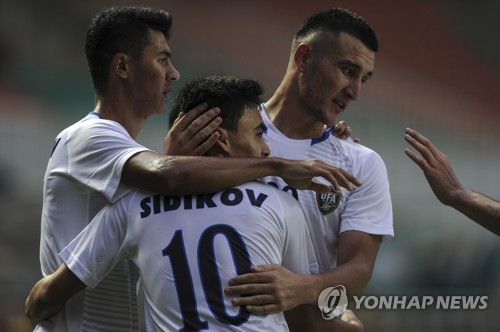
[223,8,394,326]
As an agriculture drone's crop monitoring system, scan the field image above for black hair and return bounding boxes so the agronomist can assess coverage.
[293,7,378,52]
[169,75,263,132]
[85,6,173,94]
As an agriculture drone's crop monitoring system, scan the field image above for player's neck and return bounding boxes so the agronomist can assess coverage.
[93,96,145,139]
[265,85,326,140]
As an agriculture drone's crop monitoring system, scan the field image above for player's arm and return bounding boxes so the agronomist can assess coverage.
[122,154,361,196]
[405,128,500,236]
[25,264,86,326]
[225,231,380,313]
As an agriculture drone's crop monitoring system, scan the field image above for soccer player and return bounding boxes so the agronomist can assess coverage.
[36,6,361,331]
[223,7,394,323]
[405,127,500,236]
[26,75,319,331]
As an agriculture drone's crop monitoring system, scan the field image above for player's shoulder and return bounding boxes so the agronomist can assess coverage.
[61,113,126,138]
[331,136,385,164]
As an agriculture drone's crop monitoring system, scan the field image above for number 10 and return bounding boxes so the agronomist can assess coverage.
[162,224,252,331]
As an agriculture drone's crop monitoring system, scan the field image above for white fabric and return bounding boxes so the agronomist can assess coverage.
[37,113,149,331]
[60,181,318,331]
[260,105,394,273]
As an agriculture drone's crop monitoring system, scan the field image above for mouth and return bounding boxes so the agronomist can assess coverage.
[332,99,347,112]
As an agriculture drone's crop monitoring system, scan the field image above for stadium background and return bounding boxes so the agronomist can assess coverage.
[0,0,499,330]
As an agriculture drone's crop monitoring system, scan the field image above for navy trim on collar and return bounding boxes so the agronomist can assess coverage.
[311,126,335,145]
[89,111,103,119]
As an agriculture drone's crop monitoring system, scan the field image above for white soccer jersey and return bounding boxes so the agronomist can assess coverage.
[37,112,149,332]
[60,181,318,332]
[260,105,394,273]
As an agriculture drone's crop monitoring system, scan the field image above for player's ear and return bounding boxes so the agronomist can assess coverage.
[213,128,231,156]
[113,53,129,78]
[294,43,310,73]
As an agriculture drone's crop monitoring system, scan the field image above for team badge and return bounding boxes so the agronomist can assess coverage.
[316,188,342,215]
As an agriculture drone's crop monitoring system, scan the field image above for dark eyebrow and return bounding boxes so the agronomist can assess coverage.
[158,50,172,58]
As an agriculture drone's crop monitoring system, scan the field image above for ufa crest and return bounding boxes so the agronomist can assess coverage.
[316,188,342,215]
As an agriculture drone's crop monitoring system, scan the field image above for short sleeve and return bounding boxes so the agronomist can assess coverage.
[340,151,394,242]
[66,119,149,202]
[59,194,134,288]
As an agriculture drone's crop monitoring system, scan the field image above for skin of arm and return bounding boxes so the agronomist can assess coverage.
[405,127,500,236]
[224,230,381,314]
[25,264,86,326]
[122,152,362,196]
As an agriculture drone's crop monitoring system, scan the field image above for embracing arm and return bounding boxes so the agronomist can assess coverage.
[122,153,361,196]
[25,264,86,326]
[405,128,500,236]
[225,230,380,314]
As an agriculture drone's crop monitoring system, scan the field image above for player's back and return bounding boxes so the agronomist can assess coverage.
[126,180,316,331]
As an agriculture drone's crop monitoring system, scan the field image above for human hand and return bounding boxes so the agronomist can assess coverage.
[333,120,360,143]
[404,128,464,205]
[340,310,364,332]
[278,158,361,193]
[163,103,222,156]
[224,264,308,314]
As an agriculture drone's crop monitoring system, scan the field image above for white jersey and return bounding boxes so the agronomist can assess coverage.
[260,105,394,273]
[37,112,149,331]
[60,181,318,332]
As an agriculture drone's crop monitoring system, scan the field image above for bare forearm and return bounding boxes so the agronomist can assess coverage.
[125,153,359,196]
[25,277,65,325]
[132,156,286,196]
[449,188,500,236]
[25,265,86,325]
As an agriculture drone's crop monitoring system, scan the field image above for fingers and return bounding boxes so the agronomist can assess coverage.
[333,120,353,140]
[404,148,427,170]
[175,103,221,139]
[191,131,220,155]
[404,128,442,170]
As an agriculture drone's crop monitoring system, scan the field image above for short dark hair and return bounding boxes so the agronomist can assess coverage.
[85,6,173,94]
[293,7,378,52]
[169,75,263,132]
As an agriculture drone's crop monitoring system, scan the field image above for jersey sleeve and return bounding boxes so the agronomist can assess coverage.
[59,193,134,288]
[66,119,149,202]
[340,150,394,242]
[278,193,319,275]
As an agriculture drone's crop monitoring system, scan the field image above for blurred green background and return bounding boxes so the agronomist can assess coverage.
[1,0,499,331]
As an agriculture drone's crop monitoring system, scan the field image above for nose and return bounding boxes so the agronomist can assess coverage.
[344,78,362,101]
[167,62,180,82]
[262,141,271,157]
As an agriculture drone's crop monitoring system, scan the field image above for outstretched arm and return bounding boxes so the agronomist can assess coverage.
[25,264,86,326]
[405,128,500,236]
